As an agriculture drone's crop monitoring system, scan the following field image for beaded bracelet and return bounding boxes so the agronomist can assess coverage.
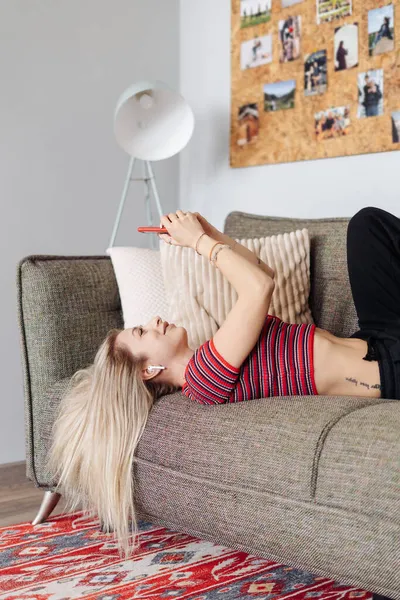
[209,242,222,261]
[195,233,239,259]
[210,243,232,267]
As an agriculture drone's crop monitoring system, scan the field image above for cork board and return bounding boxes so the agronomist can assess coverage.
[230,0,400,167]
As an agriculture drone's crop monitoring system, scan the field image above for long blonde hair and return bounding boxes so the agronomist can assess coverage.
[47,328,181,559]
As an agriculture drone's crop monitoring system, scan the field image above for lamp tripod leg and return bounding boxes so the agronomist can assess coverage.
[145,161,164,222]
[108,156,136,249]
[143,161,156,250]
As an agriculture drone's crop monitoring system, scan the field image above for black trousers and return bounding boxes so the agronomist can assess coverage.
[347,206,400,400]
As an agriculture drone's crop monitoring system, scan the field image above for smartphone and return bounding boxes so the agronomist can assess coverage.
[137,226,168,234]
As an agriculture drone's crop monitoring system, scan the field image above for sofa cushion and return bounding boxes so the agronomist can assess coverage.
[160,229,314,350]
[315,400,400,517]
[223,212,359,338]
[136,392,394,504]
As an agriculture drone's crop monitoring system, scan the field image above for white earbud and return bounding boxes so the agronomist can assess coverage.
[147,365,166,373]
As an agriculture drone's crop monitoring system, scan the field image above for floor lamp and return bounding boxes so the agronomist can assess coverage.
[108,81,195,251]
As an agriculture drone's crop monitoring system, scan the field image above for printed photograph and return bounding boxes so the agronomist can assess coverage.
[358,70,384,118]
[240,0,272,28]
[241,35,272,70]
[368,5,395,56]
[237,104,259,146]
[264,80,296,111]
[334,23,358,71]
[315,106,350,140]
[316,0,352,24]
[392,111,400,143]
[279,16,301,62]
[282,0,304,7]
[304,50,327,96]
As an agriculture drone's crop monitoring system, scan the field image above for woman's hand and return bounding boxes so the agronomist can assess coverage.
[158,210,205,249]
[192,212,221,240]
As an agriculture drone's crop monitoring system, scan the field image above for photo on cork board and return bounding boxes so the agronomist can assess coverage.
[314,106,350,141]
[279,15,301,62]
[241,34,272,70]
[240,0,272,28]
[392,111,400,143]
[237,103,259,146]
[358,70,384,118]
[264,80,296,111]
[317,0,352,25]
[334,23,359,71]
[282,0,304,7]
[368,4,395,57]
[304,50,327,96]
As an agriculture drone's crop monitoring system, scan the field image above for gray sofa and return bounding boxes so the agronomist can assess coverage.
[17,210,400,599]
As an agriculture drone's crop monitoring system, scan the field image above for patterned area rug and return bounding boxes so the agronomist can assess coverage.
[0,511,374,599]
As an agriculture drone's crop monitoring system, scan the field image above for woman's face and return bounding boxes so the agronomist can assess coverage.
[117,316,189,367]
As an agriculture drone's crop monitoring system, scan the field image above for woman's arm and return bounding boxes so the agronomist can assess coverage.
[211,230,276,280]
[196,233,274,298]
[191,212,275,281]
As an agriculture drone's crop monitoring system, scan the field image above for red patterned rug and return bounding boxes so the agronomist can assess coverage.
[0,511,374,599]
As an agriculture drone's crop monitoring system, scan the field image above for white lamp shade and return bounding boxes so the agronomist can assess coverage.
[114,80,195,161]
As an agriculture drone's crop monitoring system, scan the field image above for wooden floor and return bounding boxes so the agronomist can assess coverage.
[0,461,70,528]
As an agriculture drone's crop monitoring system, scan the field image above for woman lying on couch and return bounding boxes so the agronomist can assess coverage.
[48,206,400,560]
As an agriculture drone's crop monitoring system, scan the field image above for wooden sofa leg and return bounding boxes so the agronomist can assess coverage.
[32,491,61,525]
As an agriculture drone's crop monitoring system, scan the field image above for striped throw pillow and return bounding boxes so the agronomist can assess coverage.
[159,229,314,350]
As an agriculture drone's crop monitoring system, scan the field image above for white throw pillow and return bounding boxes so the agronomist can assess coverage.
[106,246,169,329]
[159,230,314,350]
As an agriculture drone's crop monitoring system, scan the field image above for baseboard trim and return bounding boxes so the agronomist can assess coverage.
[0,460,25,470]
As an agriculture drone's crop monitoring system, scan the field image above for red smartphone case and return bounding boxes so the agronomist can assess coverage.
[137,226,168,233]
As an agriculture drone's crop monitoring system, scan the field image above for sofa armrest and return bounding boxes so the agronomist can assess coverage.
[16,255,123,488]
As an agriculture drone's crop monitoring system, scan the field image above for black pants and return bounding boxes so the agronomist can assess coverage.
[347,206,400,400]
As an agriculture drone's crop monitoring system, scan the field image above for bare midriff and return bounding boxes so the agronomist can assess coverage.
[313,327,382,398]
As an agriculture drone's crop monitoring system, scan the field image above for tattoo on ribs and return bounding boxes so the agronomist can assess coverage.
[345,377,381,390]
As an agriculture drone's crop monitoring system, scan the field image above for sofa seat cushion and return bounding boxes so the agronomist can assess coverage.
[315,400,400,522]
[135,393,392,504]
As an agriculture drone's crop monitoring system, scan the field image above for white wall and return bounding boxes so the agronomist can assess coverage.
[0,0,179,465]
[179,0,400,233]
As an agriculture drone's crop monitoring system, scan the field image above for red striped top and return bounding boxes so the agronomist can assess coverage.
[181,315,318,404]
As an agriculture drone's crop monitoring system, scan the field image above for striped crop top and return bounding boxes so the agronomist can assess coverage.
[181,315,318,404]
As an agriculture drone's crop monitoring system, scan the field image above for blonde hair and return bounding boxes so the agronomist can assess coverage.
[47,328,181,559]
